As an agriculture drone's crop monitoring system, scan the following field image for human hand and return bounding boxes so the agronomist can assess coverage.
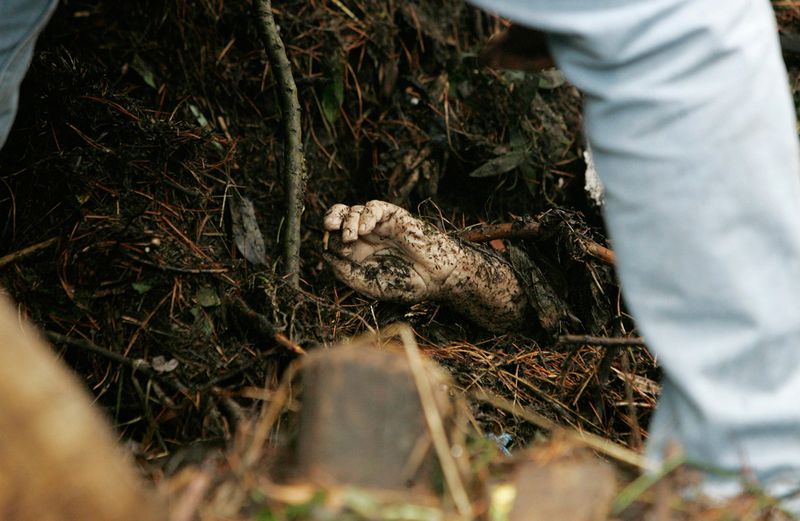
[322,200,465,304]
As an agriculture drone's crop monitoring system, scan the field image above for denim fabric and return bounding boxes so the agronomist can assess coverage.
[471,0,800,507]
[0,0,57,149]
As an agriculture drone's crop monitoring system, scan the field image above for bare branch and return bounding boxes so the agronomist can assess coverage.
[254,0,308,288]
[558,334,646,347]
[461,221,617,265]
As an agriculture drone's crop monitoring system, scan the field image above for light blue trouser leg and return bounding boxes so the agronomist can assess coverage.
[0,0,57,149]
[470,0,800,506]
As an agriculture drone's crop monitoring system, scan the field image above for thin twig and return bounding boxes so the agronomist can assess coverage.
[229,296,306,356]
[168,466,214,521]
[200,351,275,392]
[582,240,616,265]
[460,221,541,243]
[255,0,308,288]
[45,331,189,394]
[243,362,300,469]
[0,237,58,268]
[558,334,646,347]
[398,325,473,520]
[125,252,229,274]
[620,349,644,452]
[473,390,648,469]
[461,221,616,265]
[330,0,359,21]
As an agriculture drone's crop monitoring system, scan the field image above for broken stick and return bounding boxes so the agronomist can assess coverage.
[461,221,616,265]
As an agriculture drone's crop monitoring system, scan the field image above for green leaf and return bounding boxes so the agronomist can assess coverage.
[131,55,157,89]
[131,281,152,294]
[469,150,530,178]
[190,306,214,337]
[255,510,276,521]
[537,69,567,90]
[187,104,224,152]
[518,162,539,184]
[188,103,211,130]
[321,72,344,125]
[285,491,326,519]
[196,286,220,308]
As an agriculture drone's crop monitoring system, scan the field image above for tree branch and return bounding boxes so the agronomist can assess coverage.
[0,237,58,269]
[461,221,616,265]
[557,334,645,347]
[255,0,308,288]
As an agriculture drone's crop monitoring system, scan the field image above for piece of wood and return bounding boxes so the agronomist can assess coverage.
[509,459,616,521]
[461,221,541,243]
[461,221,616,266]
[0,237,58,269]
[558,334,646,347]
[293,341,453,497]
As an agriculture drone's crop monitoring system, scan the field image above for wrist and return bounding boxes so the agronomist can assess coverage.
[438,243,529,332]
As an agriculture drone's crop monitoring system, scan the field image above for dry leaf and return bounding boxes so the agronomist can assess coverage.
[229,195,267,265]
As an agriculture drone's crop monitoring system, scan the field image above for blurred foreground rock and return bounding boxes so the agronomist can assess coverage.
[293,338,459,499]
[489,440,617,521]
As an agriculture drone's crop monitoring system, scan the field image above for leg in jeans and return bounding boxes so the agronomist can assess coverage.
[0,0,57,149]
[469,0,800,506]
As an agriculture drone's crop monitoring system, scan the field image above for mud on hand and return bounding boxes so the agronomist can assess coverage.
[322,200,464,304]
[322,200,531,333]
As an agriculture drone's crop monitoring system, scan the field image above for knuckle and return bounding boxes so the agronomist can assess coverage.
[325,203,347,216]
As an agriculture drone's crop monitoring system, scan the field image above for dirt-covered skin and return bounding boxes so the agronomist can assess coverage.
[323,200,529,332]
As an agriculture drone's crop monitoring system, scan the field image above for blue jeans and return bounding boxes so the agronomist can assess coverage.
[0,0,57,149]
[471,0,800,507]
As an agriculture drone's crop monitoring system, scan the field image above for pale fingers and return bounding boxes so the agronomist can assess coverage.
[324,200,408,240]
[323,204,349,231]
[349,202,463,281]
[360,200,402,235]
[369,202,418,238]
[325,233,353,259]
[342,205,365,242]
[358,201,381,235]
[323,204,365,242]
